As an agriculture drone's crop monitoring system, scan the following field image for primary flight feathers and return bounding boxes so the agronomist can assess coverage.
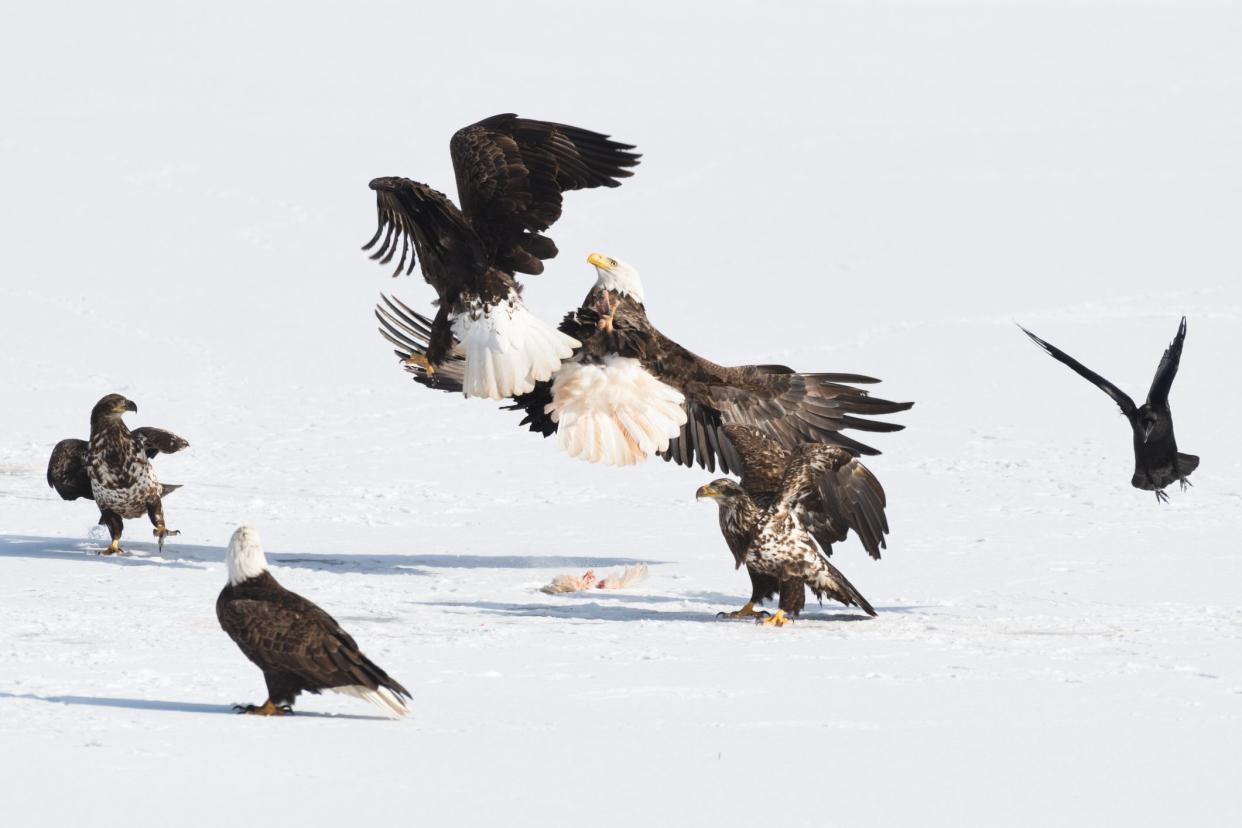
[362,114,640,399]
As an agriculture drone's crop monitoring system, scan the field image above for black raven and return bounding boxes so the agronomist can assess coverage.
[1020,317,1198,502]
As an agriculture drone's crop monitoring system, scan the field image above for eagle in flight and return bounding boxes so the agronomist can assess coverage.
[363,113,640,400]
[47,393,188,555]
[696,425,887,624]
[376,253,913,472]
[217,527,412,717]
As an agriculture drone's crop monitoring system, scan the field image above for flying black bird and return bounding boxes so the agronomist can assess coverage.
[376,253,913,471]
[47,393,188,554]
[693,425,888,620]
[363,114,640,400]
[1020,317,1198,502]
[696,439,881,627]
[217,526,412,717]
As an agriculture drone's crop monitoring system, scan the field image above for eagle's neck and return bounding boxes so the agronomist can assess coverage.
[89,412,129,441]
[718,495,763,567]
[592,267,644,303]
[226,536,270,585]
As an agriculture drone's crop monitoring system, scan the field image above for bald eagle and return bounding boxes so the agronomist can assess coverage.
[376,253,913,470]
[696,437,885,626]
[216,527,411,718]
[47,393,187,554]
[362,113,640,400]
[697,425,887,621]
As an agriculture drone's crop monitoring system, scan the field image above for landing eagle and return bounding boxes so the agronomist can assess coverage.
[47,393,187,554]
[217,527,412,717]
[362,113,640,400]
[697,425,887,623]
[377,253,913,472]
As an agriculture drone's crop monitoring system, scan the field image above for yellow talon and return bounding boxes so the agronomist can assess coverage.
[761,609,791,627]
[727,602,764,619]
[103,539,121,555]
[235,699,292,716]
[402,353,435,375]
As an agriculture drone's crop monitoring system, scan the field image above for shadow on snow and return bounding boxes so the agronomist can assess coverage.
[415,597,888,624]
[0,691,392,721]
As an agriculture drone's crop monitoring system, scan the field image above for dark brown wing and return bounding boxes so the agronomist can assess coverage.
[719,425,791,495]
[780,443,890,560]
[47,438,92,501]
[1020,324,1137,417]
[450,114,640,275]
[130,427,189,458]
[217,582,410,700]
[363,177,487,296]
[374,295,468,392]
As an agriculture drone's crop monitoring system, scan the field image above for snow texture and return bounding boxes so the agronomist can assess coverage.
[1,2,1240,827]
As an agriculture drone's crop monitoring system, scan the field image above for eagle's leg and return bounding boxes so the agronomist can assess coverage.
[403,303,452,375]
[146,500,179,551]
[232,700,294,716]
[595,292,620,333]
[99,510,125,555]
[778,578,806,619]
[761,609,793,627]
[717,601,770,620]
[401,352,436,375]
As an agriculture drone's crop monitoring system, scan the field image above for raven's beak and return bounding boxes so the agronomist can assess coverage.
[696,484,717,501]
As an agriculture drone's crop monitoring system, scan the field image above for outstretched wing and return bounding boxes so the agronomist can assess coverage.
[1020,324,1137,417]
[719,424,791,495]
[217,589,410,703]
[1146,316,1187,407]
[47,438,92,501]
[450,114,640,275]
[374,295,469,393]
[130,427,189,458]
[779,443,890,560]
[362,177,486,294]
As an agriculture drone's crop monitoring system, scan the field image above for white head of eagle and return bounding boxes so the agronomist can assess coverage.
[587,252,645,303]
[226,525,268,585]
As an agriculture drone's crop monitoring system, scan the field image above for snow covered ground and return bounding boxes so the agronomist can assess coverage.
[2,2,1239,825]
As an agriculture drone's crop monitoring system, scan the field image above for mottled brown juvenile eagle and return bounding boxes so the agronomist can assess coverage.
[363,113,640,400]
[696,438,884,626]
[217,526,411,717]
[696,425,887,623]
[47,393,188,554]
[376,253,913,470]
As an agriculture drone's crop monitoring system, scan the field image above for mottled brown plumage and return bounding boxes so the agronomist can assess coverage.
[697,433,887,622]
[47,394,187,554]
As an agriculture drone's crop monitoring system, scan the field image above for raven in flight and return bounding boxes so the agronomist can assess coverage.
[1020,317,1198,502]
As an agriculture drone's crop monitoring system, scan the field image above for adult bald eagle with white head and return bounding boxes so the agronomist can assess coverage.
[377,253,913,472]
[363,114,640,400]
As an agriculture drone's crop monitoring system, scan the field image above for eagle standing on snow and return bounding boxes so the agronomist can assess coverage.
[362,113,640,400]
[47,393,187,555]
[697,432,887,626]
[217,527,412,717]
[377,253,913,469]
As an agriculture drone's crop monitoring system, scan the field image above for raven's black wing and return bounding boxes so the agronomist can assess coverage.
[1145,316,1187,408]
[1020,325,1137,417]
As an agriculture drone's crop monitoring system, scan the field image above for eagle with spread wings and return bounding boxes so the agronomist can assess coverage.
[363,114,640,400]
[376,253,913,472]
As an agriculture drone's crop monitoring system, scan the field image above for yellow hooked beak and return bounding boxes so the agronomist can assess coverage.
[587,252,616,269]
[695,484,719,501]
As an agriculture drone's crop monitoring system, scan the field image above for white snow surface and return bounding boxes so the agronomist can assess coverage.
[2,2,1240,826]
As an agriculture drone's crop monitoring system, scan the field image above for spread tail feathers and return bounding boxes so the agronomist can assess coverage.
[160,483,182,497]
[1177,453,1200,477]
[451,294,578,399]
[547,356,688,465]
[809,560,877,617]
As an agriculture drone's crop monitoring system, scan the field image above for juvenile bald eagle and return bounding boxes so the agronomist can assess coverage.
[694,425,887,620]
[363,113,640,400]
[216,527,411,718]
[697,438,883,626]
[376,253,913,470]
[47,393,188,554]
[1020,317,1198,502]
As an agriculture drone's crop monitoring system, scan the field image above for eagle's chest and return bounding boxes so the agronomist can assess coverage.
[748,511,816,577]
[88,437,159,517]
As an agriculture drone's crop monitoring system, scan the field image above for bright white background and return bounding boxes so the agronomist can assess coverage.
[1,2,1238,826]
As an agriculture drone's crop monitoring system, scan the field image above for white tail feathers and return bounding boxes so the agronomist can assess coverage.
[331,685,411,718]
[452,294,579,400]
[546,356,687,466]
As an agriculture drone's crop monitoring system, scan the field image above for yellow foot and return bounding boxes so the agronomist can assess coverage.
[761,609,792,627]
[716,602,771,620]
[233,700,293,716]
[102,539,124,556]
[596,314,615,333]
[402,353,436,374]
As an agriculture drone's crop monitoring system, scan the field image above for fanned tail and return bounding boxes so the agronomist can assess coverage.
[1176,453,1200,478]
[451,292,579,399]
[331,684,412,719]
